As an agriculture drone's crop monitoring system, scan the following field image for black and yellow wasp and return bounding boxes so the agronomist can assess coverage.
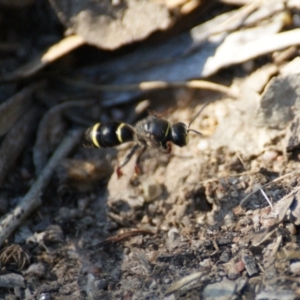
[83,103,208,177]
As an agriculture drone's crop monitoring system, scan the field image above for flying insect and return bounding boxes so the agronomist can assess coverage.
[83,103,208,177]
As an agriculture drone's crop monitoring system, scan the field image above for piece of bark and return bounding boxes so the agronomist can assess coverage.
[165,272,203,295]
[241,251,258,276]
[1,35,84,81]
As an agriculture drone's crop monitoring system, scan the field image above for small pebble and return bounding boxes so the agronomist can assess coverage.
[57,207,79,221]
[230,190,238,197]
[166,228,181,251]
[43,225,64,243]
[290,262,300,274]
[164,278,172,284]
[23,263,45,278]
[286,223,297,235]
[261,150,278,161]
[142,178,161,202]
[164,294,175,300]
[219,251,231,263]
[149,279,157,290]
[199,258,211,268]
[95,279,108,290]
[197,139,209,151]
[0,273,25,288]
[252,214,260,230]
[38,293,51,300]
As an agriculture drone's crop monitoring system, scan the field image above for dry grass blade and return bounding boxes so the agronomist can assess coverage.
[251,224,278,247]
[260,188,274,210]
[0,129,83,247]
[0,244,30,270]
[251,188,297,247]
[204,28,300,77]
[240,170,300,207]
[213,0,263,34]
[165,272,203,295]
[98,229,155,246]
[60,77,238,98]
[1,35,84,81]
[271,235,282,257]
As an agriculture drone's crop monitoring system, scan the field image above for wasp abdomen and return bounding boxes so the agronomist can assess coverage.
[83,122,134,148]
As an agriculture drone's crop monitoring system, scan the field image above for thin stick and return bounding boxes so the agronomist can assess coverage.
[165,272,203,295]
[235,150,246,169]
[260,188,273,210]
[60,77,238,98]
[0,129,83,247]
[2,35,84,81]
[240,170,300,207]
[200,169,300,207]
[199,170,258,184]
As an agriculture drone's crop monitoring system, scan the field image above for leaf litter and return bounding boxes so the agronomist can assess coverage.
[1,0,300,299]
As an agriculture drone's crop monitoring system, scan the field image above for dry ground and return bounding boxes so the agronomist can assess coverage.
[1,1,300,299]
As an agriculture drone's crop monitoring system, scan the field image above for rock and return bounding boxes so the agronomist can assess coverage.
[0,273,25,288]
[202,278,236,300]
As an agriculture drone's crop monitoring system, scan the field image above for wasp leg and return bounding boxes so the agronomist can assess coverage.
[116,144,140,178]
[163,141,172,154]
[134,146,146,176]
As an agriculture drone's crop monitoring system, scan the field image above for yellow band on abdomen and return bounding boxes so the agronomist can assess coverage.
[116,123,126,143]
[91,123,101,148]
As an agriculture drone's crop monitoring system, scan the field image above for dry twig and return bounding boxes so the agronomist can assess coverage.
[97,229,154,246]
[0,129,83,247]
[165,272,203,295]
[60,77,238,98]
[1,35,84,81]
[240,170,300,206]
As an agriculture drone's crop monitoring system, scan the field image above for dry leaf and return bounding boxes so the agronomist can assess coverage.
[49,0,172,50]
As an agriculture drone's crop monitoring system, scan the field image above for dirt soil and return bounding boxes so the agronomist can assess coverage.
[1,1,300,300]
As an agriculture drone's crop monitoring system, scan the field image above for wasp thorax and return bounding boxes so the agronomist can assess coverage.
[171,122,189,147]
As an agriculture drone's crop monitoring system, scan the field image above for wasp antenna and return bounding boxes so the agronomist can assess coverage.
[188,129,203,136]
[188,101,209,129]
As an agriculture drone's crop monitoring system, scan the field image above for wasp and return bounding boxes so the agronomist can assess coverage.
[83,103,208,177]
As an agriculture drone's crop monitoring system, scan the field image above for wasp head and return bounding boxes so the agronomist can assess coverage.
[171,122,189,147]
